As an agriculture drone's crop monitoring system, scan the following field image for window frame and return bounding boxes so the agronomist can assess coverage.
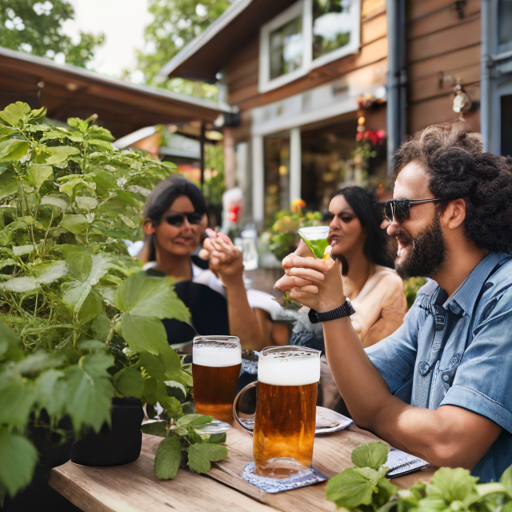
[258,0,361,93]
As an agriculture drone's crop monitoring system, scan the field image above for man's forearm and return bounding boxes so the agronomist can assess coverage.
[322,318,501,469]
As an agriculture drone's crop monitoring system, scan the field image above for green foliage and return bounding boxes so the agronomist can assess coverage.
[404,277,427,309]
[326,442,512,512]
[0,102,198,499]
[144,413,228,480]
[262,207,323,261]
[0,0,103,68]
[126,0,230,98]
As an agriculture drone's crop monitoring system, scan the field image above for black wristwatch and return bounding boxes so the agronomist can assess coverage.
[308,300,355,323]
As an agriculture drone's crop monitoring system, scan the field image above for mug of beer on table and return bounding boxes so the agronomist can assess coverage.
[192,336,242,422]
[233,346,321,479]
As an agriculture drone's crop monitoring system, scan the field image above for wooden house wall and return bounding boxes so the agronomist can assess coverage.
[406,0,481,135]
[225,0,387,143]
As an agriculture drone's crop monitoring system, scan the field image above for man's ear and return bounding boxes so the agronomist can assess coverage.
[443,198,466,230]
[143,219,155,236]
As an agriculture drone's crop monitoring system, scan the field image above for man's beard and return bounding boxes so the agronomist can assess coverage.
[395,215,446,280]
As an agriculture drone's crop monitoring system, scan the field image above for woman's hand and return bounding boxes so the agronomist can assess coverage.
[275,255,345,312]
[203,230,244,287]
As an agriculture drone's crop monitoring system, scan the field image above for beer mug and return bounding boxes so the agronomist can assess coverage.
[233,346,321,478]
[192,336,242,422]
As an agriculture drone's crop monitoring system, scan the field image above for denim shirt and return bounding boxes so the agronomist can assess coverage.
[366,252,512,483]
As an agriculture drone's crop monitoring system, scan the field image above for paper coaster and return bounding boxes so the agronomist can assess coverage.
[241,462,327,493]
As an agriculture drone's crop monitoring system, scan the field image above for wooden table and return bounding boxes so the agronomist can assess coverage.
[50,425,434,512]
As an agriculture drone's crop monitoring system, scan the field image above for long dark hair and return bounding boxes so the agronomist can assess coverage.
[332,186,394,269]
[143,175,208,262]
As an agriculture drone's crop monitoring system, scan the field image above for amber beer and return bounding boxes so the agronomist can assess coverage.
[253,346,321,478]
[192,336,242,421]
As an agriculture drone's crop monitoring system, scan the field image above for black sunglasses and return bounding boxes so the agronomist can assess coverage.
[165,212,203,227]
[384,198,445,223]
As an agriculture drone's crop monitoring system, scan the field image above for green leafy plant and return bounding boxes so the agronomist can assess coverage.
[142,414,227,479]
[263,206,323,261]
[403,277,427,309]
[0,102,223,500]
[326,442,512,512]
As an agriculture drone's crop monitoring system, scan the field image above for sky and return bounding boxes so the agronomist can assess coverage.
[63,0,153,80]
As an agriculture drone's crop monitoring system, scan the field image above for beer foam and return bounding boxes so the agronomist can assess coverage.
[258,351,320,386]
[193,345,241,367]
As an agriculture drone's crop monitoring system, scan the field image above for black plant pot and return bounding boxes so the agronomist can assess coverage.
[71,397,144,466]
[3,415,80,512]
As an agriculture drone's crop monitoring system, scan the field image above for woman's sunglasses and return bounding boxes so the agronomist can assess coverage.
[383,198,444,223]
[165,212,203,227]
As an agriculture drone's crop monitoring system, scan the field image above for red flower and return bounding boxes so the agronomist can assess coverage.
[376,129,386,140]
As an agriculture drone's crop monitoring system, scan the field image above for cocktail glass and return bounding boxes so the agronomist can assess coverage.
[298,226,329,259]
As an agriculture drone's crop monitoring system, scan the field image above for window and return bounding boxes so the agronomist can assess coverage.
[498,0,512,51]
[259,0,360,92]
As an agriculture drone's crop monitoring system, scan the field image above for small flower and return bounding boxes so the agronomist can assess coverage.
[292,199,306,213]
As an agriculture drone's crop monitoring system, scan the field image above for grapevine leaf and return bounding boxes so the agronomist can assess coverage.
[0,372,35,428]
[15,352,65,375]
[114,272,190,323]
[0,431,38,497]
[141,421,167,437]
[34,369,66,417]
[187,443,227,474]
[352,442,389,470]
[113,368,145,398]
[325,467,380,508]
[26,164,53,192]
[121,314,169,355]
[154,435,182,480]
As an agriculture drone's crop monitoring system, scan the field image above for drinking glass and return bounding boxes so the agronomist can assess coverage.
[192,336,242,422]
[252,346,321,478]
[298,226,329,259]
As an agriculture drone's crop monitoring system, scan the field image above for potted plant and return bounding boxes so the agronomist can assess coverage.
[0,103,227,506]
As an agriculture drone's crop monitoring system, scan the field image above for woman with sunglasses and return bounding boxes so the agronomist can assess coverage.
[142,175,279,349]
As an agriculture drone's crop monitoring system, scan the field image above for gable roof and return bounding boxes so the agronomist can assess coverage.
[158,0,297,83]
[0,47,231,139]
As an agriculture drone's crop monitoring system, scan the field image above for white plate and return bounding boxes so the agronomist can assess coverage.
[237,406,353,436]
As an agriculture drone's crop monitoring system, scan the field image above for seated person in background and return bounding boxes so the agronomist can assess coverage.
[143,175,282,349]
[276,123,512,483]
[287,186,407,411]
[290,186,407,351]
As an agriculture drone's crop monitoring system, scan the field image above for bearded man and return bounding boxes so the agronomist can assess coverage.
[275,123,512,482]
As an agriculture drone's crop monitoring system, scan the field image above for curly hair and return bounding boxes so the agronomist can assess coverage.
[392,122,512,254]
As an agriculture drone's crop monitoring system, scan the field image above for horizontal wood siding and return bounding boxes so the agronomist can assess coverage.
[406,0,481,135]
[225,0,387,113]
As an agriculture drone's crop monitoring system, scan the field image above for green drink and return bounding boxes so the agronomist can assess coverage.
[298,226,329,259]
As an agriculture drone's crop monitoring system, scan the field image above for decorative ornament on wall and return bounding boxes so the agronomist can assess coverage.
[452,82,472,115]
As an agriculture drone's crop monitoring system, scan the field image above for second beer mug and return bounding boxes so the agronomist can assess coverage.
[235,346,321,479]
[192,336,241,422]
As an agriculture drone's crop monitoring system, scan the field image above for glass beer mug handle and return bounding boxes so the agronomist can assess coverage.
[232,381,257,433]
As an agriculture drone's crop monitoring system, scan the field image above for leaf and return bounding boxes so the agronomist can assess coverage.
[154,436,182,480]
[121,314,169,355]
[0,170,18,199]
[12,244,36,256]
[177,414,213,428]
[0,431,38,497]
[82,352,114,378]
[78,340,106,352]
[0,140,30,162]
[0,322,23,362]
[139,352,166,381]
[0,102,31,126]
[0,372,35,428]
[89,139,113,151]
[0,259,18,272]
[45,146,80,164]
[187,443,227,474]
[0,276,37,292]
[34,369,66,417]
[60,214,88,235]
[113,368,146,398]
[114,272,190,323]
[64,365,114,434]
[208,433,227,444]
[352,442,389,470]
[15,352,65,375]
[155,385,183,420]
[62,253,112,313]
[40,195,68,210]
[325,467,380,509]
[34,260,67,284]
[501,464,512,494]
[428,467,479,503]
[77,291,102,325]
[76,196,98,210]
[26,165,53,192]
[141,421,167,437]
